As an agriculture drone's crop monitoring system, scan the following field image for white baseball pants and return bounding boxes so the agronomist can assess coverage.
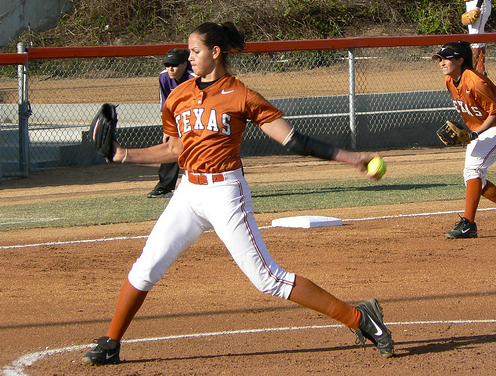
[128,168,296,299]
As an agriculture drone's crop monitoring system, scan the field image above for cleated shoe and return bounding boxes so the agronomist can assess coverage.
[82,336,121,365]
[147,188,173,198]
[445,216,477,239]
[354,299,394,358]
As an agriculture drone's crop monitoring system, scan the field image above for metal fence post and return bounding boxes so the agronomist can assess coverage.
[17,42,31,177]
[348,47,357,149]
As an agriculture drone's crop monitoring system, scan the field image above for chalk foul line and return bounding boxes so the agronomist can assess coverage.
[2,207,496,250]
[3,319,496,376]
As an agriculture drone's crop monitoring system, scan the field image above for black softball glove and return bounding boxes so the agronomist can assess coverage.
[89,103,118,162]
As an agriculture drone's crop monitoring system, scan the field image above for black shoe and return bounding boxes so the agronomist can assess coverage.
[445,216,477,239]
[147,188,173,198]
[82,336,120,365]
[354,299,393,358]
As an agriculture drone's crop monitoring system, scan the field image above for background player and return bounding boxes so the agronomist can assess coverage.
[433,40,496,238]
[464,0,492,75]
[147,48,195,198]
[82,21,393,365]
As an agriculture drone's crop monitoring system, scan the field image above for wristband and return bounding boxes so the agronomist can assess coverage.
[470,131,478,140]
[122,149,128,163]
[283,129,336,160]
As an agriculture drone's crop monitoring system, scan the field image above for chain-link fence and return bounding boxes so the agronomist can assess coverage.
[1,37,494,180]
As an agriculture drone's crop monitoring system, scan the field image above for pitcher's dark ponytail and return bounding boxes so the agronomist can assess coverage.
[191,22,245,74]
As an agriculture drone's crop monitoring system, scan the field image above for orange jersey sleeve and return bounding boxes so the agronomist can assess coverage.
[162,75,283,173]
[446,69,496,130]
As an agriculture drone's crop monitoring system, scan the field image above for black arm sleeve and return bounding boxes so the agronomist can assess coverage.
[283,130,336,160]
[476,0,484,8]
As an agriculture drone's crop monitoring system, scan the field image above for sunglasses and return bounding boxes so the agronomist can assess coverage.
[164,64,179,68]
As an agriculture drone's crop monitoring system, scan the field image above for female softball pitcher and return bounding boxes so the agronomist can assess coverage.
[82,22,393,365]
[433,40,496,238]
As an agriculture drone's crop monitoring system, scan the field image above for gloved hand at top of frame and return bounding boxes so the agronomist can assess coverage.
[462,8,481,26]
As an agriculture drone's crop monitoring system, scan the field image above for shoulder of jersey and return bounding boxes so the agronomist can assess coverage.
[465,69,485,79]
[226,75,250,90]
[464,69,495,87]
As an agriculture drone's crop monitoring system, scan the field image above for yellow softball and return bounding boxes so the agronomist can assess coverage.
[367,157,387,180]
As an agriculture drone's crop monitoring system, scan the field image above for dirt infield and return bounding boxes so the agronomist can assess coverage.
[1,148,496,375]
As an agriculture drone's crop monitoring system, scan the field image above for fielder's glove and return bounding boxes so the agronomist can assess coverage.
[89,103,118,162]
[462,8,481,25]
[436,120,477,146]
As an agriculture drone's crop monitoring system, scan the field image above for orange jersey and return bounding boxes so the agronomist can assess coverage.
[446,69,496,130]
[162,75,283,173]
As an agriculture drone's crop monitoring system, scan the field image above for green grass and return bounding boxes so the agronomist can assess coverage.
[0,173,464,231]
[251,174,462,212]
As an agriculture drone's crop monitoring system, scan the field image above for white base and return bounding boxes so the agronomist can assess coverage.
[271,215,343,229]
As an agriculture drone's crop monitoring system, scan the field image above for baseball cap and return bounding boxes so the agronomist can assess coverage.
[432,47,462,60]
[164,50,188,67]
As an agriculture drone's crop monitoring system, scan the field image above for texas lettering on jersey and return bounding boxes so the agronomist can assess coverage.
[175,109,232,136]
[452,99,484,118]
[162,75,283,173]
[446,69,496,130]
